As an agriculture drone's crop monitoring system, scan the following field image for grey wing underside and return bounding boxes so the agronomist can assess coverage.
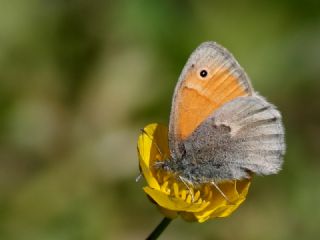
[183,94,285,181]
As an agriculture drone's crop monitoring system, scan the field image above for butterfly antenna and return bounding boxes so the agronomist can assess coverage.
[179,176,195,202]
[135,173,142,182]
[140,128,164,157]
[211,181,231,203]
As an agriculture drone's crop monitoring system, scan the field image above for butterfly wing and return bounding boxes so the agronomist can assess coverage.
[169,42,253,159]
[183,95,285,182]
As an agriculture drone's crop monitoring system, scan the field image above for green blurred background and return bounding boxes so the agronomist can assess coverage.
[1,0,320,239]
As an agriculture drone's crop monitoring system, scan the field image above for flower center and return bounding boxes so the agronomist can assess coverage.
[156,171,215,204]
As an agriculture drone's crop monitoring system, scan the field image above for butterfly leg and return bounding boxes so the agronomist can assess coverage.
[140,128,164,157]
[211,181,231,203]
[179,176,195,202]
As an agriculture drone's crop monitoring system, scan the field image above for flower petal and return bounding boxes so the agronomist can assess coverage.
[138,123,169,190]
[193,180,251,222]
[144,186,210,212]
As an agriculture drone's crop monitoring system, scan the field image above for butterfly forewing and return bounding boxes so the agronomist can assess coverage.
[169,42,253,160]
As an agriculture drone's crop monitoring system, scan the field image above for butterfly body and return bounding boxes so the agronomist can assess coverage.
[163,42,285,184]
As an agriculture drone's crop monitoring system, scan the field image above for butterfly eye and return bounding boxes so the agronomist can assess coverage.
[199,69,208,78]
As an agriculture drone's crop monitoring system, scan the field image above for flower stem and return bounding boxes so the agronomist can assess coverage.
[146,217,172,240]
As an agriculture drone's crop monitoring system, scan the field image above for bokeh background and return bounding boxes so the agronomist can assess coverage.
[1,1,320,239]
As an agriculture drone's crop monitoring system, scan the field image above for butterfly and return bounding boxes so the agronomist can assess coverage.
[160,41,285,185]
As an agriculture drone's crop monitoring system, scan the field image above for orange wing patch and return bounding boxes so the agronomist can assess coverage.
[175,68,249,139]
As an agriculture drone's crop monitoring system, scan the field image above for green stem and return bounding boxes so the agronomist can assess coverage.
[146,217,172,240]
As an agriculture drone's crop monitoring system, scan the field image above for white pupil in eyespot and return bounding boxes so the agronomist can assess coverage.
[200,70,208,78]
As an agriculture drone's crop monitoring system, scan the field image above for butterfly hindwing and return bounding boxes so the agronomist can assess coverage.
[181,95,285,182]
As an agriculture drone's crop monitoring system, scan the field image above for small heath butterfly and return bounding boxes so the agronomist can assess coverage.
[160,42,285,185]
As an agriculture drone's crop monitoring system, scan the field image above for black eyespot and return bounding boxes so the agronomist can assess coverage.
[200,69,208,78]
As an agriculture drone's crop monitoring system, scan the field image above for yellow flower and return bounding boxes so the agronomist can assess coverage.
[137,123,251,223]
